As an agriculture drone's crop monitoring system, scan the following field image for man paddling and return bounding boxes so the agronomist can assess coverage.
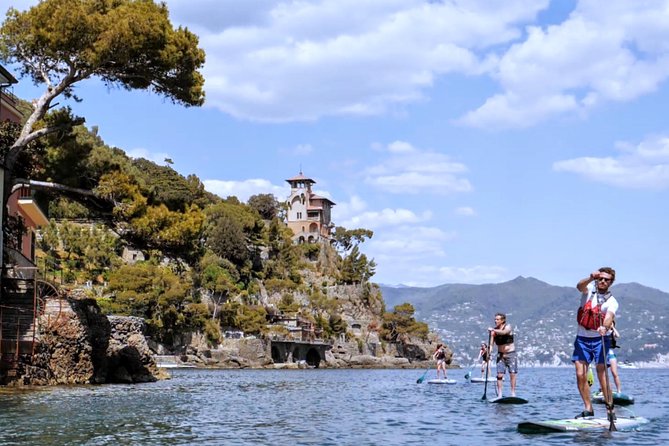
[488,313,518,397]
[573,267,618,419]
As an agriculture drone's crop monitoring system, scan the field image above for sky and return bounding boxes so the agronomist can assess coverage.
[4,0,669,292]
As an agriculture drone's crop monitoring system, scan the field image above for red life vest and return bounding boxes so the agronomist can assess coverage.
[577,298,604,330]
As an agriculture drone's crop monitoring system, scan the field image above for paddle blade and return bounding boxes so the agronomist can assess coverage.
[464,372,471,380]
[608,409,617,431]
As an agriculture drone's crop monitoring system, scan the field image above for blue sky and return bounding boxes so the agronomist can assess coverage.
[5,0,669,292]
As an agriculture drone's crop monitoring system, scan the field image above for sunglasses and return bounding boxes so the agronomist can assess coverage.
[597,277,612,282]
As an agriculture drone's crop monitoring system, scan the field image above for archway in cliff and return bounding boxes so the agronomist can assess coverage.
[306,348,321,368]
[271,345,283,363]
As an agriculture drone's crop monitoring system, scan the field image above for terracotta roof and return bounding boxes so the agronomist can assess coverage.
[310,194,336,205]
[285,172,316,183]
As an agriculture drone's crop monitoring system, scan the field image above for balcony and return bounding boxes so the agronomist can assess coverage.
[17,188,48,227]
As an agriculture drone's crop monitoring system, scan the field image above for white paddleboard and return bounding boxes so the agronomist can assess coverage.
[518,416,649,433]
[427,378,457,385]
[470,377,497,383]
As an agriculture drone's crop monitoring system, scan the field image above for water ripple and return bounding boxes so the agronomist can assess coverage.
[0,368,666,445]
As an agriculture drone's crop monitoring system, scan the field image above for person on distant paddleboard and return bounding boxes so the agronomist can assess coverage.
[573,267,618,419]
[488,313,518,397]
[477,342,490,378]
[432,343,448,379]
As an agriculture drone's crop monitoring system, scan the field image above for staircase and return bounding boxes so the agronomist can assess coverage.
[0,276,40,369]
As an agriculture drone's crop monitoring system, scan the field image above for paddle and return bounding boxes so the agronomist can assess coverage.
[482,330,493,400]
[416,366,430,384]
[600,317,617,431]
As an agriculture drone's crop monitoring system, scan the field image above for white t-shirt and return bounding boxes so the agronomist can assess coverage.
[577,284,619,338]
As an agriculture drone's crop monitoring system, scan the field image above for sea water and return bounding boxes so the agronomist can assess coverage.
[0,367,666,445]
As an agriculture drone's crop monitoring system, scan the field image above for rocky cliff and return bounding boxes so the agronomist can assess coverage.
[3,290,166,386]
[157,277,453,370]
[4,277,453,386]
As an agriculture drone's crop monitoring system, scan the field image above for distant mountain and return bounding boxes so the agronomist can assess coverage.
[379,277,669,367]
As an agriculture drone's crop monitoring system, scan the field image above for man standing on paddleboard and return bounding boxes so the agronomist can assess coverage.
[573,267,618,419]
[488,313,518,397]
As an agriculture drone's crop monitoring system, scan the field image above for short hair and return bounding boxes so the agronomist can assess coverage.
[599,266,616,283]
[495,313,506,322]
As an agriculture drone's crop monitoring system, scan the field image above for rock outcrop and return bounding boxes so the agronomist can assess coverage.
[155,278,454,370]
[154,332,451,370]
[3,291,166,386]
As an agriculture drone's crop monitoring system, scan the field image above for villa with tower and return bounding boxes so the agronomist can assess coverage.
[285,172,335,243]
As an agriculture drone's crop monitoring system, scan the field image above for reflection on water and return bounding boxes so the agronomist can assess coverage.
[0,368,666,445]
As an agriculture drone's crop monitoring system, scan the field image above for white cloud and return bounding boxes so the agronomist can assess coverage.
[332,194,368,221]
[455,206,476,216]
[377,263,508,286]
[374,260,508,287]
[387,141,416,154]
[340,208,432,230]
[167,0,278,32]
[16,0,669,128]
[204,178,289,202]
[461,1,669,128]
[365,141,472,194]
[174,0,548,122]
[435,265,508,283]
[457,92,579,129]
[125,148,172,165]
[184,0,669,127]
[553,134,669,189]
[368,225,456,261]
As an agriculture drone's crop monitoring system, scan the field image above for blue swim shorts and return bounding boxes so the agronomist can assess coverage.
[572,335,611,365]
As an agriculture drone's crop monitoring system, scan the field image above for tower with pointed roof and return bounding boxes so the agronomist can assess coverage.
[285,172,335,243]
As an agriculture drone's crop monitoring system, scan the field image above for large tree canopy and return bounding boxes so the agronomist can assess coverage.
[0,0,207,268]
[0,0,205,171]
